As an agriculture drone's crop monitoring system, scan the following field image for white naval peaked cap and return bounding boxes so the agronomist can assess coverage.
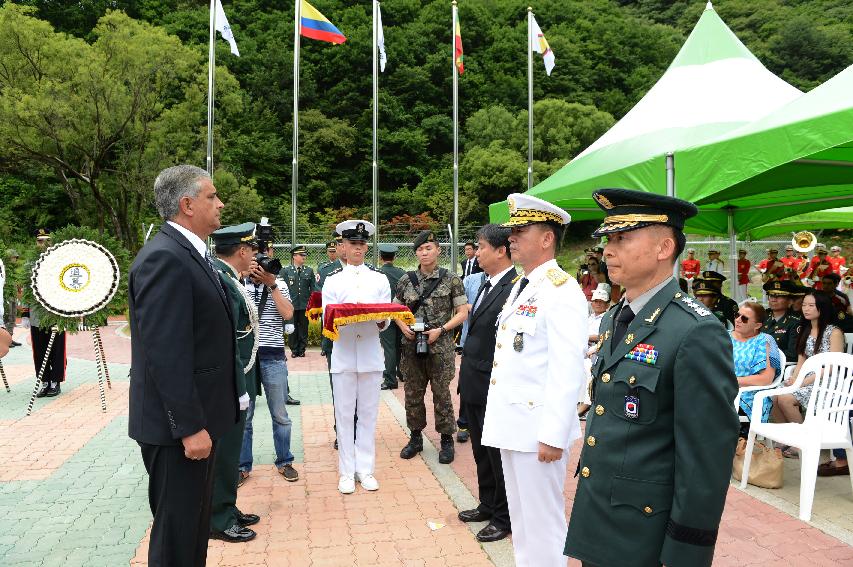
[336,219,375,241]
[502,193,571,227]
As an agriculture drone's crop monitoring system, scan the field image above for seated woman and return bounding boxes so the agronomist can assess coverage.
[771,290,845,461]
[731,302,782,437]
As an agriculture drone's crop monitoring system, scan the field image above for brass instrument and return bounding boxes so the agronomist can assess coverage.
[792,231,817,253]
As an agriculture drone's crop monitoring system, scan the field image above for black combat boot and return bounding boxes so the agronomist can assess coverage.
[400,430,423,459]
[438,434,455,464]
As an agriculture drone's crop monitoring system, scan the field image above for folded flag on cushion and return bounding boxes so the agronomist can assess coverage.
[307,291,323,320]
[323,303,415,341]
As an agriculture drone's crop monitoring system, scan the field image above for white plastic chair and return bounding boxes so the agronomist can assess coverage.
[734,350,786,424]
[743,352,853,521]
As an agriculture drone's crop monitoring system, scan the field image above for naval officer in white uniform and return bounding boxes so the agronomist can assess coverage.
[482,194,588,567]
[322,220,392,494]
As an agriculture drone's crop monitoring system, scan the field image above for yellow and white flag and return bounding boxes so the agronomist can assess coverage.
[530,15,553,76]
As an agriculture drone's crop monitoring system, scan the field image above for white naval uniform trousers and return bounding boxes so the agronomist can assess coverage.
[481,259,588,567]
[322,263,392,478]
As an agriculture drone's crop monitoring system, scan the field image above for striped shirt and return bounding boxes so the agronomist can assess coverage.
[245,278,291,350]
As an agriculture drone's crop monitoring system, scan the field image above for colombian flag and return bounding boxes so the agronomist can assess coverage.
[454,16,464,74]
[300,0,346,44]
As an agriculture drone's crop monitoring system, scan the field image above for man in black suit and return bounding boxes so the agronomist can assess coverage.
[460,241,483,278]
[128,164,238,567]
[456,224,517,543]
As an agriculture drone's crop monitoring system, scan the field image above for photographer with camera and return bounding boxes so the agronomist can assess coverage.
[395,230,468,464]
[239,231,300,485]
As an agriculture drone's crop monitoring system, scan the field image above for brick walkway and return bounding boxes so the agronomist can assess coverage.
[0,325,851,566]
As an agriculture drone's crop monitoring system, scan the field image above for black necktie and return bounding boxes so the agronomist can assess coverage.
[612,304,635,345]
[473,281,492,313]
[513,277,529,302]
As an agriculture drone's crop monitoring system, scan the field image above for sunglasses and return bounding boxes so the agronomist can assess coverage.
[737,314,751,323]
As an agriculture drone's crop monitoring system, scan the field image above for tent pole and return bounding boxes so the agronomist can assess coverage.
[727,208,739,302]
[666,152,678,279]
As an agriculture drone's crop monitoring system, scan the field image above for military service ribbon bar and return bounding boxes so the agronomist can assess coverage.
[625,343,658,365]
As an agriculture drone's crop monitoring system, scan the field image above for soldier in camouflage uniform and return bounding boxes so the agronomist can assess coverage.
[395,230,468,464]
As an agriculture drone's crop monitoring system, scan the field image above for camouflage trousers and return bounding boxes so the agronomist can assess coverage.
[401,350,457,435]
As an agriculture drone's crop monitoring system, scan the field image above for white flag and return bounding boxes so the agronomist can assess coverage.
[530,15,554,76]
[377,3,387,72]
[215,0,240,56]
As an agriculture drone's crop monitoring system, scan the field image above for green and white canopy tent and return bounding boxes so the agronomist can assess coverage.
[745,207,853,242]
[488,2,803,231]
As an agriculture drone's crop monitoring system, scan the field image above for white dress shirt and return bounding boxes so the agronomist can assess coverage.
[166,221,207,259]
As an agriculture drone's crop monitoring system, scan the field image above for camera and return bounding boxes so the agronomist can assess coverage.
[411,318,429,357]
[255,252,282,276]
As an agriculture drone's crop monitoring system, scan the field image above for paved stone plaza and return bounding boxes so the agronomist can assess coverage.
[0,322,851,566]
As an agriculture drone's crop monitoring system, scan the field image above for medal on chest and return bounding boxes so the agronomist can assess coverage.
[513,332,524,352]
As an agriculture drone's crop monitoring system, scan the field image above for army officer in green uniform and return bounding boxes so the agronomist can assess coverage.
[692,279,731,328]
[210,222,263,542]
[761,280,801,362]
[378,244,406,390]
[282,245,316,358]
[565,189,739,567]
[699,270,738,326]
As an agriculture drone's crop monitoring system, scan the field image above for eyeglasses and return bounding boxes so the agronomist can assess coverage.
[737,314,751,323]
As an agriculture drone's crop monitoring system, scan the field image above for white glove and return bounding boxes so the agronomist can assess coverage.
[238,393,250,411]
[285,324,295,335]
[21,317,30,330]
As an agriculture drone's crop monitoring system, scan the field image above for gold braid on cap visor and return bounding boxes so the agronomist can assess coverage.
[505,208,565,225]
[604,214,669,225]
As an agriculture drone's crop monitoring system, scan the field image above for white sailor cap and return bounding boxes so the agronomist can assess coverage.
[502,193,571,227]
[336,219,375,242]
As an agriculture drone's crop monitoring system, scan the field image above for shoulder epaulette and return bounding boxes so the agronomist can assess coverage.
[511,274,522,284]
[546,267,569,286]
[365,263,383,273]
[327,266,343,277]
[671,291,714,320]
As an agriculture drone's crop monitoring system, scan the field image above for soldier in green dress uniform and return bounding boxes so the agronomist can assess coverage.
[209,222,263,543]
[282,245,316,358]
[699,270,738,326]
[693,279,731,328]
[317,240,338,280]
[378,244,406,390]
[565,188,739,567]
[761,280,801,361]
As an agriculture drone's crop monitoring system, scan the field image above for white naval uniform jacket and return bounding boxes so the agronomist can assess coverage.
[482,259,588,453]
[322,263,392,374]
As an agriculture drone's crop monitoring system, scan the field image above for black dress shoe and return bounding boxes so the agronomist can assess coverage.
[235,509,260,527]
[10,340,20,347]
[476,523,511,543]
[286,395,301,405]
[380,383,397,390]
[45,384,61,397]
[458,509,491,523]
[35,383,50,398]
[210,524,256,543]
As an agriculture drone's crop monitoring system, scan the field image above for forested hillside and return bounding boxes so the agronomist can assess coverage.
[0,0,850,249]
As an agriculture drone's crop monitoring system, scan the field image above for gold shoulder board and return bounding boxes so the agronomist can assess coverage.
[511,274,522,283]
[547,268,568,286]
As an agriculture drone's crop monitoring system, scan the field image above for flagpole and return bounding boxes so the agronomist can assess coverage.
[527,6,534,192]
[451,0,459,275]
[206,0,216,175]
[372,0,379,263]
[292,0,301,245]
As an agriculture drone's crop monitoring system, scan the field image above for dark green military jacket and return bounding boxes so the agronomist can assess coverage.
[214,258,260,398]
[395,266,466,355]
[566,279,739,567]
[762,309,801,362]
[282,264,316,310]
[318,259,342,290]
[379,262,406,294]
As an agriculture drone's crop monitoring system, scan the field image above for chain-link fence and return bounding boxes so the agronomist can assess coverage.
[266,224,484,273]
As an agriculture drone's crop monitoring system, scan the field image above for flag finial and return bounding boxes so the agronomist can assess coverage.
[528,6,532,11]
[452,0,457,5]
[705,1,713,10]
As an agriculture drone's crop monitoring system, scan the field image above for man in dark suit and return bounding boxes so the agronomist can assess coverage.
[460,241,483,278]
[456,224,517,543]
[128,164,238,567]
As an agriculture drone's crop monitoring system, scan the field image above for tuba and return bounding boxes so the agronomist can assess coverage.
[792,231,817,253]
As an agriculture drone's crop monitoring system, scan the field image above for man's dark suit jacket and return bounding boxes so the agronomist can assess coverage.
[128,223,238,445]
[459,267,517,406]
[461,257,483,278]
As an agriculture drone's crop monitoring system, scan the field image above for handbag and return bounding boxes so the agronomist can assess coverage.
[732,437,784,489]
